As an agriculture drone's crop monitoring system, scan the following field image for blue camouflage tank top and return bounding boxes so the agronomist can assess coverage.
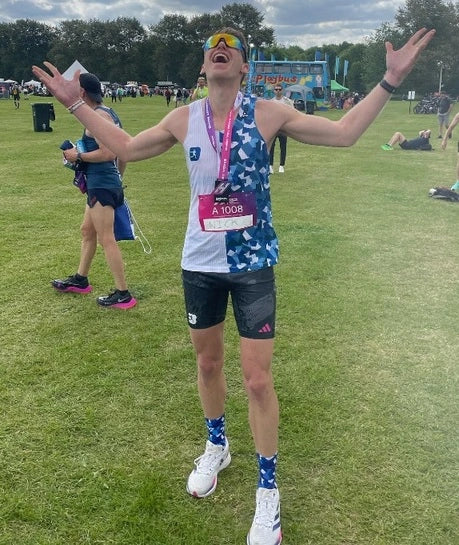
[182,94,279,273]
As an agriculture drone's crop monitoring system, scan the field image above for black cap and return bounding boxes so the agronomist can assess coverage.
[79,72,102,103]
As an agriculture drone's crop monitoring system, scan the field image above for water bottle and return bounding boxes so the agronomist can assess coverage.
[75,139,86,153]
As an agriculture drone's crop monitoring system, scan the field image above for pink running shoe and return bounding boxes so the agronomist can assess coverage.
[51,274,92,294]
[96,289,137,309]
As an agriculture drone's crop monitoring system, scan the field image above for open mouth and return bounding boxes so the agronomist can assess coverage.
[212,52,229,63]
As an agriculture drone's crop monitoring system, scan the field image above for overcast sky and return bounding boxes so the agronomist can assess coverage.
[0,0,405,48]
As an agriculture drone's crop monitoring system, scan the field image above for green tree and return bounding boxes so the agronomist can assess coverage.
[149,5,274,86]
[3,1,457,97]
[338,43,367,92]
[149,14,195,85]
[49,18,148,84]
[0,23,14,79]
[48,20,89,72]
[0,20,56,82]
[219,3,274,48]
[183,13,223,84]
[103,18,147,82]
[363,24,404,92]
[283,45,310,61]
[395,0,459,94]
[135,34,160,85]
[365,0,459,95]
[48,19,110,78]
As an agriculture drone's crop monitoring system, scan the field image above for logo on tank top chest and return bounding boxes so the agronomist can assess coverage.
[189,147,201,161]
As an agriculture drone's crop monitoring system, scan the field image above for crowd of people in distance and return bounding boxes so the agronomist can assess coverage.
[1,82,50,101]
[329,91,365,110]
[103,83,208,107]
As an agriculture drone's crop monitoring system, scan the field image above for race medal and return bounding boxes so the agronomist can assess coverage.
[199,192,257,232]
[213,180,232,203]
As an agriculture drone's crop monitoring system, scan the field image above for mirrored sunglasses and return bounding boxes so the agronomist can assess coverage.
[203,33,247,60]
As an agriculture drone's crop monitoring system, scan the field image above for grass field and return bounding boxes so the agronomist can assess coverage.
[0,94,458,545]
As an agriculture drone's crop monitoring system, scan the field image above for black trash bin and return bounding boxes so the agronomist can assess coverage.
[306,101,316,115]
[32,103,55,132]
[293,99,305,111]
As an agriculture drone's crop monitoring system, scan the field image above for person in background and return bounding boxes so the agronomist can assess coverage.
[183,88,190,104]
[437,90,452,139]
[191,76,209,101]
[343,94,354,110]
[269,85,294,174]
[33,26,434,545]
[164,87,172,107]
[441,111,459,190]
[381,128,432,150]
[52,73,136,309]
[174,87,183,107]
[12,84,20,108]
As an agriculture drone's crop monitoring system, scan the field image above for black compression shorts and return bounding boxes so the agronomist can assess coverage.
[182,267,276,339]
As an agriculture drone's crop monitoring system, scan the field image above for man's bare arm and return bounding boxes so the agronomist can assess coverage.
[258,28,435,148]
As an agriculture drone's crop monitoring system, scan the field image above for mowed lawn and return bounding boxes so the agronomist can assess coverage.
[0,94,458,545]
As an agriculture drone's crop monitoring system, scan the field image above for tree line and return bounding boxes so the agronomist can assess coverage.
[0,0,457,95]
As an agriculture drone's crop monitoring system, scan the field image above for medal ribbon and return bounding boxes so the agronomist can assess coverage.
[204,92,242,181]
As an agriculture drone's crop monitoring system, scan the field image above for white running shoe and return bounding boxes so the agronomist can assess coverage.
[278,166,285,173]
[247,487,282,545]
[269,165,274,174]
[186,439,231,498]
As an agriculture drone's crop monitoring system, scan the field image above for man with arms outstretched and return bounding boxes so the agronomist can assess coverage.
[33,26,434,544]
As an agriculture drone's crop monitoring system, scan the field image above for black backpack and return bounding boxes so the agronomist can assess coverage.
[429,187,459,201]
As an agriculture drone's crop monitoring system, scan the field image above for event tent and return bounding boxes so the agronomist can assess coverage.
[62,60,88,80]
[24,79,41,87]
[331,79,349,92]
[284,84,314,102]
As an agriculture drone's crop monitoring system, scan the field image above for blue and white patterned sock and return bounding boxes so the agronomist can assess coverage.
[205,414,226,447]
[257,452,278,489]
